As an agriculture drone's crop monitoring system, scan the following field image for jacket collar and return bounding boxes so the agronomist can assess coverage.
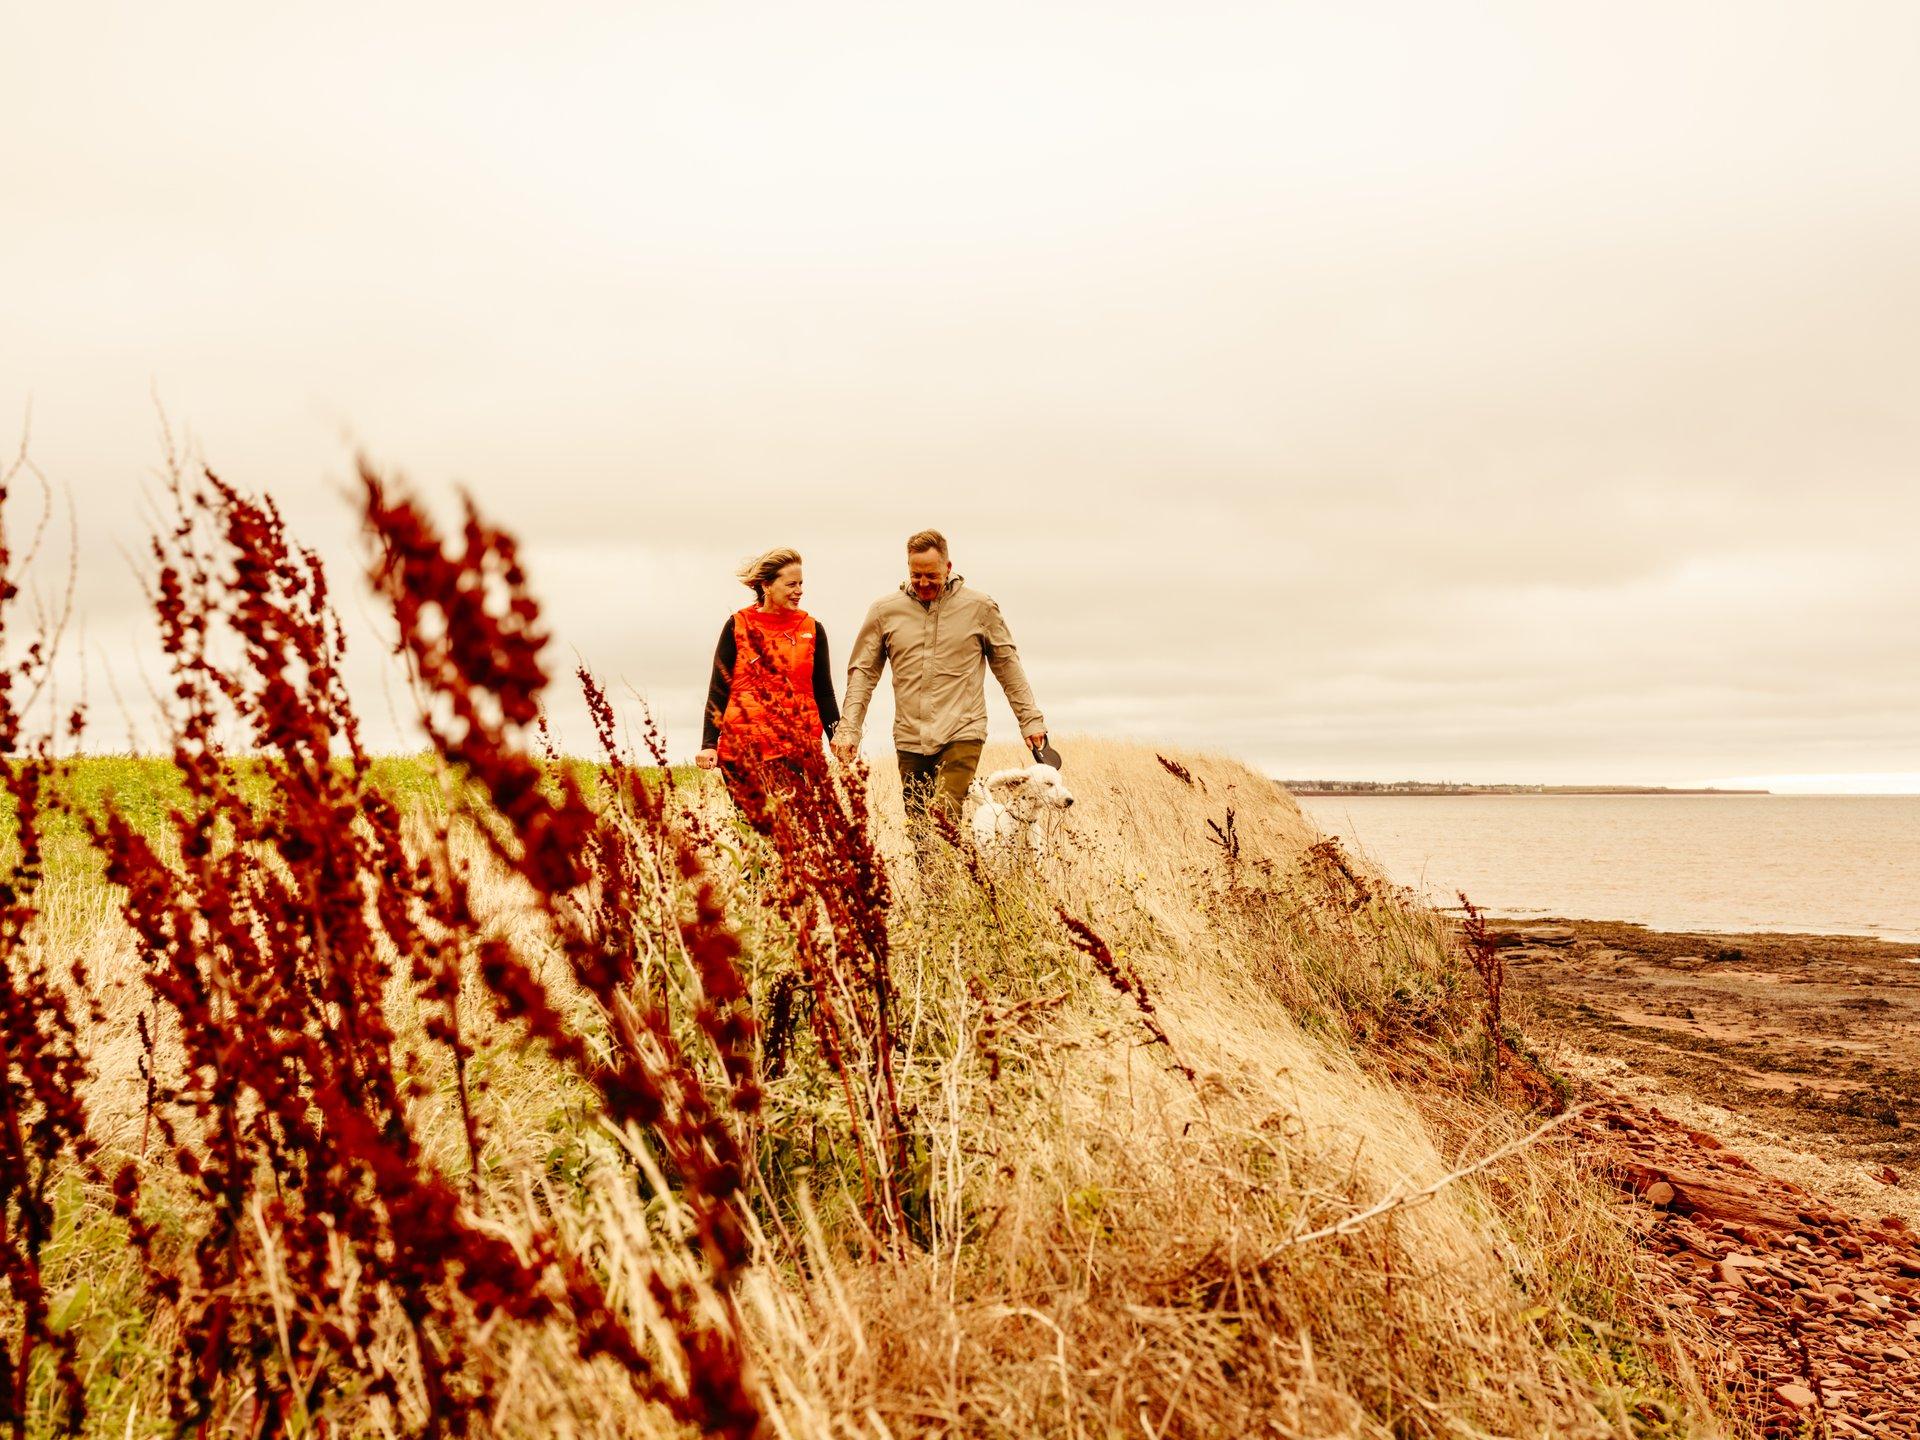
[899,574,964,608]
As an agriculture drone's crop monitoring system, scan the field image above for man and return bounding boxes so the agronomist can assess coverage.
[834,529,1049,828]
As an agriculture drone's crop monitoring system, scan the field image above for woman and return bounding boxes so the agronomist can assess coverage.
[695,547,839,832]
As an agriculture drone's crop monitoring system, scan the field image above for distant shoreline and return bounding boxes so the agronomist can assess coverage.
[1282,782,1771,797]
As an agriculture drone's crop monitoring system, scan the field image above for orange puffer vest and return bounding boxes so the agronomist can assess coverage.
[716,606,820,762]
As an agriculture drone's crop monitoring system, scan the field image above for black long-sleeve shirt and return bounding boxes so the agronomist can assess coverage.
[701,616,840,751]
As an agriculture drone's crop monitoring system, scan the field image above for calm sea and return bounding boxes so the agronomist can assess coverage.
[1293,794,1920,943]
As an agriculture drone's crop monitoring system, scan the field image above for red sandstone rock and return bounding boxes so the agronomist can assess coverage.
[1617,1162,1801,1229]
[1567,1091,1920,1437]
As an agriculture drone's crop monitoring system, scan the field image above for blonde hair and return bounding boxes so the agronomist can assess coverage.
[906,529,948,558]
[736,547,802,600]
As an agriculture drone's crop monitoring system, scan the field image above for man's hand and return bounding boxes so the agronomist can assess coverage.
[694,748,719,771]
[831,739,858,763]
[1026,731,1048,757]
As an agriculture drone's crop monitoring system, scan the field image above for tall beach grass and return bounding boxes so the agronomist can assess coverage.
[0,461,1725,1437]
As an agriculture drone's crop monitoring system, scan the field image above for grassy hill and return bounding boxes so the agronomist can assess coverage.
[9,741,1710,1438]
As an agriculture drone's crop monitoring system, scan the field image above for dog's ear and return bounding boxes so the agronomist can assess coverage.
[985,769,1028,796]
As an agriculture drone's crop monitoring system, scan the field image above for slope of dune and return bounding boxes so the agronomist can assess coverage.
[16,740,1729,1437]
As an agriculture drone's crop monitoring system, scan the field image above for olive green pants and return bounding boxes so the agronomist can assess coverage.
[896,739,985,828]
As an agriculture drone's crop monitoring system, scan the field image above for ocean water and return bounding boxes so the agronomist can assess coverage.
[1293,794,1920,943]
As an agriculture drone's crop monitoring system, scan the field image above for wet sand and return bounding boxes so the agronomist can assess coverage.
[1495,919,1920,1176]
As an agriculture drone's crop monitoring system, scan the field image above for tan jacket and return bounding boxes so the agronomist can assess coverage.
[839,577,1046,755]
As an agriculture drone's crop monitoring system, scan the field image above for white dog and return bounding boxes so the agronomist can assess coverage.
[969,762,1076,853]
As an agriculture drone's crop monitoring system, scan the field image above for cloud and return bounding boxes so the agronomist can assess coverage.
[3,3,1918,784]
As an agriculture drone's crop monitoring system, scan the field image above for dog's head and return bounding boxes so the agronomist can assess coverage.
[984,763,1075,820]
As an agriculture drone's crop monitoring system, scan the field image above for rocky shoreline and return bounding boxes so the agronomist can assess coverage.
[1562,1095,1920,1435]
[1492,917,1920,1432]
[1494,917,1920,1180]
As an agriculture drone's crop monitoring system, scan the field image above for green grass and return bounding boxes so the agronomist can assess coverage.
[6,754,698,887]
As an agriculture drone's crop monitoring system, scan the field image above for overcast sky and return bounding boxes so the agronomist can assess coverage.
[4,2,1917,789]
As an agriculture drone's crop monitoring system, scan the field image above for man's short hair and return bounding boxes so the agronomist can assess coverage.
[906,529,948,558]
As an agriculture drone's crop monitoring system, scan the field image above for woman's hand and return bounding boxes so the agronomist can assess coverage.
[694,748,720,771]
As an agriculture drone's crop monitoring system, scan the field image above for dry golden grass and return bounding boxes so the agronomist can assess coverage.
[25,741,1717,1437]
